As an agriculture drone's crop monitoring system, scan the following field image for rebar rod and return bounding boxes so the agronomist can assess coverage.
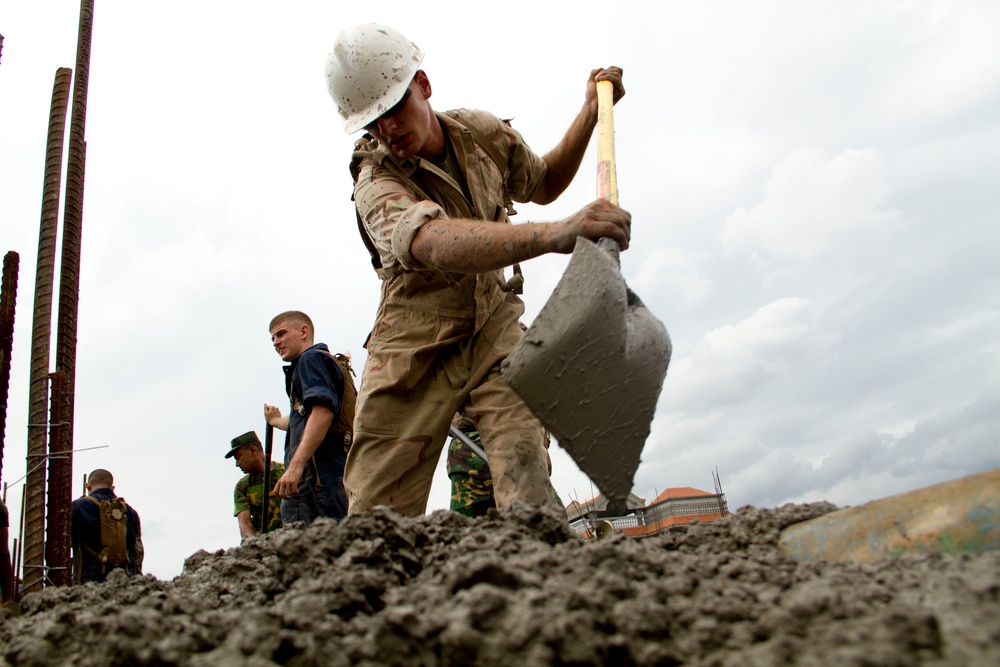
[22,67,72,597]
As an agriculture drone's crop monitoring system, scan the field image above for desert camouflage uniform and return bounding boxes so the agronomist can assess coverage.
[234,461,285,534]
[347,109,558,516]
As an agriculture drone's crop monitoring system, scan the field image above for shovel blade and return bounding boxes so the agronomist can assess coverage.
[502,237,671,512]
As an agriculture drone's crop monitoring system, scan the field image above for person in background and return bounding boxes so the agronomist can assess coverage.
[71,469,143,584]
[448,413,562,518]
[264,310,350,524]
[226,430,285,539]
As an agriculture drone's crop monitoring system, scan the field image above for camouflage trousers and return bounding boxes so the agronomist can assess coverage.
[448,420,564,517]
[447,424,495,517]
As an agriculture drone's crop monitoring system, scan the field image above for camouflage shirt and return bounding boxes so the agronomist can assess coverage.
[352,110,548,334]
[234,462,285,534]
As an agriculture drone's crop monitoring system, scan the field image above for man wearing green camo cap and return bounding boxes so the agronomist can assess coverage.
[226,431,284,539]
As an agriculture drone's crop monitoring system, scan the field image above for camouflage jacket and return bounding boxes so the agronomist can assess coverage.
[352,110,548,337]
[447,419,495,518]
[234,462,285,534]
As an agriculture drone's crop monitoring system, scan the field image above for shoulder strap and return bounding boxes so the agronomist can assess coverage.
[443,111,524,294]
[351,134,436,272]
[350,120,524,292]
[442,110,518,219]
[321,351,357,454]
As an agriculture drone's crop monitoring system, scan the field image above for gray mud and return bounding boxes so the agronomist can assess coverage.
[1,502,998,666]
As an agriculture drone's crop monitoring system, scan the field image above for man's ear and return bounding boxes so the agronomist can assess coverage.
[414,70,432,99]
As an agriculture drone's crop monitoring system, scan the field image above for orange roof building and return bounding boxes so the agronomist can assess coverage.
[567,478,729,539]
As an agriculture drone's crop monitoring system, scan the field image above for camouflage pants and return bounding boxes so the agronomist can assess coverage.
[447,424,496,517]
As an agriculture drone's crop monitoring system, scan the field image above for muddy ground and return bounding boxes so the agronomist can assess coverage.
[1,502,997,666]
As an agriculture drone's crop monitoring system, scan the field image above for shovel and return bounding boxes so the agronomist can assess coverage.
[502,79,672,514]
[261,424,274,534]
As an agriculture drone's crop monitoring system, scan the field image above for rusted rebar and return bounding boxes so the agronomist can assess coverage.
[46,371,73,586]
[22,67,73,596]
[48,0,96,588]
[1,251,19,483]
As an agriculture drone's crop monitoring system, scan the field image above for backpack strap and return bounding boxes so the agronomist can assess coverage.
[291,350,357,457]
[350,121,524,293]
[82,495,103,561]
[81,495,129,573]
[442,110,517,218]
[443,111,524,294]
[351,134,437,273]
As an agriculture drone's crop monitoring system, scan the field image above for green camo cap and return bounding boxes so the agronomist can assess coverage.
[225,431,261,458]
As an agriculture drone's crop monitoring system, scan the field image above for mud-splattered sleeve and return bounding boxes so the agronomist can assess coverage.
[233,477,251,516]
[499,119,548,203]
[354,161,447,271]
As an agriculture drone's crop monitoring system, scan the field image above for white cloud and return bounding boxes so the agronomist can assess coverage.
[882,1,1000,125]
[720,147,900,261]
[667,297,826,409]
[632,247,712,304]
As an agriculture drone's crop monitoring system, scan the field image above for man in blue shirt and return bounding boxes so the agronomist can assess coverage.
[71,469,143,584]
[264,311,349,523]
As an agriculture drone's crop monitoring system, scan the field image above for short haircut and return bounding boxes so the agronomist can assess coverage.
[242,440,263,453]
[269,310,313,334]
[88,469,114,487]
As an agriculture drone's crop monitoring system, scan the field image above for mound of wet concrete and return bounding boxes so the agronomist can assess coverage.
[1,502,998,666]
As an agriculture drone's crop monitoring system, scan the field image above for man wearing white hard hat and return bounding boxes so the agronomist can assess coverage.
[326,23,629,517]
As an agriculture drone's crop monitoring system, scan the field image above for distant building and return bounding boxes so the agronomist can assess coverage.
[567,480,729,539]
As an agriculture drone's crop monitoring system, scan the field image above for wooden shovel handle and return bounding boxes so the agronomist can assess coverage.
[596,79,620,255]
[596,79,618,205]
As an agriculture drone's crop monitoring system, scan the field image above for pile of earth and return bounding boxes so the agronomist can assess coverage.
[1,501,998,666]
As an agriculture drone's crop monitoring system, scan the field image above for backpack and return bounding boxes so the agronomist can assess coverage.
[325,351,357,454]
[83,496,129,571]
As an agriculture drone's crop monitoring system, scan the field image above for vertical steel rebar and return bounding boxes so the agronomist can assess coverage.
[48,0,96,588]
[0,254,16,597]
[9,539,17,601]
[16,484,26,601]
[46,370,72,586]
[1,251,19,483]
[22,67,73,596]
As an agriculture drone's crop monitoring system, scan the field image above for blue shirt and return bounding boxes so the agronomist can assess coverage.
[71,487,142,583]
[282,342,347,467]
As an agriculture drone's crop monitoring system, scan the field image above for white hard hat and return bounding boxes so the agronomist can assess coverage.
[325,23,425,134]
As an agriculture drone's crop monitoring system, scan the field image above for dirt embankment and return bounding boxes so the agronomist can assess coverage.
[1,502,998,666]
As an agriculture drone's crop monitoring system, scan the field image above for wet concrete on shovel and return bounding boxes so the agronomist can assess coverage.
[1,502,997,666]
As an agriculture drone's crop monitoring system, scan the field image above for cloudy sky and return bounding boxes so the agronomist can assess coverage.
[2,1,998,580]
